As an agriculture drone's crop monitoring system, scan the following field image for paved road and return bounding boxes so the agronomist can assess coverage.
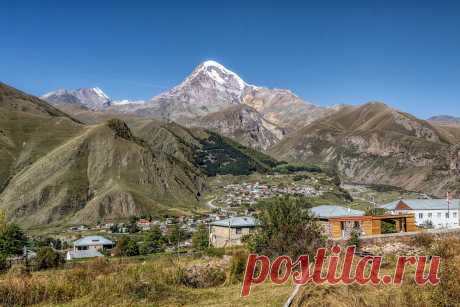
[206,198,218,210]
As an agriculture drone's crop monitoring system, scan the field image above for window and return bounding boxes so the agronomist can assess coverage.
[446,212,450,219]
[428,213,432,218]
[419,213,423,219]
[236,228,242,235]
[454,212,457,219]
[437,212,442,218]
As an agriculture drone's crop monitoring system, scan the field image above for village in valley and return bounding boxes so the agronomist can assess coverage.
[42,169,460,261]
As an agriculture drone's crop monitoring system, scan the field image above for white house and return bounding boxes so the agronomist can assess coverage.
[66,249,104,261]
[380,199,460,229]
[73,236,115,251]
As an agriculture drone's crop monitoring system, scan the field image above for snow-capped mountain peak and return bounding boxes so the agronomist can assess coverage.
[176,60,250,95]
[41,87,112,110]
[198,60,247,90]
[91,87,109,100]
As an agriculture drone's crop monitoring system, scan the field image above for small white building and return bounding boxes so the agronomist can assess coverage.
[380,199,460,229]
[73,236,115,251]
[66,249,104,261]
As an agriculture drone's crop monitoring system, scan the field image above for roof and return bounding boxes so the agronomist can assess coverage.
[67,249,103,259]
[380,199,460,211]
[211,216,259,228]
[74,236,114,247]
[310,205,365,219]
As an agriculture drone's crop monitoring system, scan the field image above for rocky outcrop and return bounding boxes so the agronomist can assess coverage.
[242,87,328,130]
[191,105,286,151]
[450,145,460,175]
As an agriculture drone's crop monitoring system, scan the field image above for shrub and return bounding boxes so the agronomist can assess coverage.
[192,224,209,250]
[347,230,361,251]
[0,223,28,256]
[113,236,140,257]
[204,247,226,258]
[226,251,248,284]
[140,226,165,254]
[0,253,8,272]
[412,233,434,250]
[272,163,322,174]
[35,247,64,270]
[247,196,326,259]
[182,265,226,288]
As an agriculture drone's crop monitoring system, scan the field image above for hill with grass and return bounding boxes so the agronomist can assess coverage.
[0,83,281,228]
[270,102,460,196]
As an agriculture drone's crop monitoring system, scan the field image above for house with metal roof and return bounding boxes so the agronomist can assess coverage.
[310,205,365,219]
[380,199,460,229]
[73,236,115,251]
[310,205,417,239]
[209,216,259,248]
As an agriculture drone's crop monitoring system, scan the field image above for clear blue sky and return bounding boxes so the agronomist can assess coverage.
[2,0,460,118]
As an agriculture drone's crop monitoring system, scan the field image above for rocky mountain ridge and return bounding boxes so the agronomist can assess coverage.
[270,102,460,197]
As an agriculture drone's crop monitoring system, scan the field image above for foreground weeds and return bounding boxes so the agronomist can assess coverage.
[0,257,187,306]
[292,236,460,307]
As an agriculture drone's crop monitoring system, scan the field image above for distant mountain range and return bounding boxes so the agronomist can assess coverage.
[41,61,327,149]
[34,60,460,200]
[428,115,460,125]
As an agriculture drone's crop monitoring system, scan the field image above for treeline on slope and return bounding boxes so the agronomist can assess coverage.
[194,132,280,176]
[272,163,322,174]
[193,131,331,177]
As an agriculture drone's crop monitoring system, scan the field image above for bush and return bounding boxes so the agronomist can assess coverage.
[347,230,361,251]
[0,253,9,272]
[113,236,140,257]
[226,251,248,284]
[247,196,326,259]
[192,224,209,250]
[204,247,225,258]
[365,208,386,216]
[140,226,165,254]
[0,224,28,256]
[412,233,434,250]
[272,163,322,174]
[182,265,226,288]
[35,247,64,270]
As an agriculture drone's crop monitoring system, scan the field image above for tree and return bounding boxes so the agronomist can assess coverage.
[0,223,28,256]
[113,236,139,257]
[365,208,386,216]
[36,247,64,270]
[167,224,188,248]
[247,196,325,259]
[140,226,165,254]
[192,224,209,250]
[347,230,361,251]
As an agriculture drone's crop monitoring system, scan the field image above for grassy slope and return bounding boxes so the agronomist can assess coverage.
[0,120,206,228]
[0,84,284,229]
[0,83,83,191]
